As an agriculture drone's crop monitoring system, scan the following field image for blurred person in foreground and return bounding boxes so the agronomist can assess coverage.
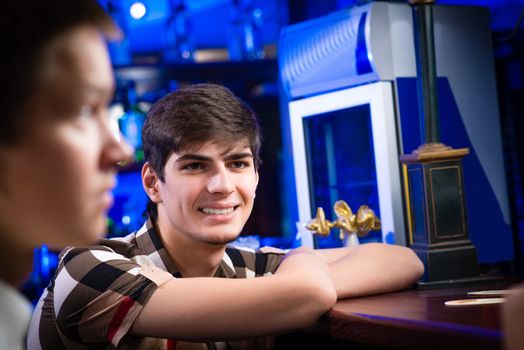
[0,0,133,348]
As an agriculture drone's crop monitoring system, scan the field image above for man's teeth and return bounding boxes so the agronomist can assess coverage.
[201,207,234,215]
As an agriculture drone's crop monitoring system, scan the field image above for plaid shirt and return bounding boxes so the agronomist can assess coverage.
[28,219,285,349]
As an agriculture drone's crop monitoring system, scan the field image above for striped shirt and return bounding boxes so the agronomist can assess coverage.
[28,219,285,349]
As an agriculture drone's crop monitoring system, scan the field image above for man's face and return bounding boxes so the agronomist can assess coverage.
[155,141,259,246]
[0,26,132,249]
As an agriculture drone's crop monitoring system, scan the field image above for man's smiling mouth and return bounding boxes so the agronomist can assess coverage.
[199,206,239,215]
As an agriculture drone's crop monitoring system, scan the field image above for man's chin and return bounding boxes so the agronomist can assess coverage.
[201,232,241,246]
[75,220,107,245]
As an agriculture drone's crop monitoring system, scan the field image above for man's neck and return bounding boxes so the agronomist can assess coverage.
[166,239,226,278]
[154,220,226,278]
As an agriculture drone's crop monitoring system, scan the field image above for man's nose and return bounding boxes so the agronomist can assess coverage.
[207,168,235,195]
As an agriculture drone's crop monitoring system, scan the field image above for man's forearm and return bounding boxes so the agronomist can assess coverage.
[317,244,424,299]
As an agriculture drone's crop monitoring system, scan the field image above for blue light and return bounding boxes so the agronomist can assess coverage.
[40,245,50,281]
[122,215,131,225]
[130,1,147,20]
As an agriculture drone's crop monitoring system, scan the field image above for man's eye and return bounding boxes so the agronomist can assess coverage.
[230,161,249,169]
[183,163,204,171]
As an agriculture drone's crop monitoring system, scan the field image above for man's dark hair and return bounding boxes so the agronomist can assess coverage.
[143,83,262,222]
[0,0,117,145]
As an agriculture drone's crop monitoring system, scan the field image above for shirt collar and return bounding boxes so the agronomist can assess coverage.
[134,218,238,278]
[134,218,181,276]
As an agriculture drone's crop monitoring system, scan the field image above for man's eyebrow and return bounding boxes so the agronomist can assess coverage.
[85,84,108,94]
[223,152,254,161]
[175,154,212,162]
[175,152,253,163]
[79,84,114,100]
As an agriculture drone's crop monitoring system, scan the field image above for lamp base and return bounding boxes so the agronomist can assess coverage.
[413,241,480,282]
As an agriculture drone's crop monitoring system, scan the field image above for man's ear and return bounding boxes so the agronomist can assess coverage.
[142,162,162,204]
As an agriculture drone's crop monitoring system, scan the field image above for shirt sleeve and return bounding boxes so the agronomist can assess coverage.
[53,244,173,347]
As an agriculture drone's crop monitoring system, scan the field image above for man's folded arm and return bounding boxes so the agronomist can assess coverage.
[131,246,337,341]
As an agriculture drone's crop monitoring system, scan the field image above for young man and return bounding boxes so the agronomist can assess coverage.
[0,1,133,349]
[29,84,424,349]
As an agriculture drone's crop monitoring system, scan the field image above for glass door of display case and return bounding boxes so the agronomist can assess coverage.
[289,81,406,248]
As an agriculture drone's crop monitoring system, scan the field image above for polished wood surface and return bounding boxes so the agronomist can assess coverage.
[311,284,513,350]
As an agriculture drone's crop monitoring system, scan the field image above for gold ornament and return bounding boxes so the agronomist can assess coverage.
[306,200,381,241]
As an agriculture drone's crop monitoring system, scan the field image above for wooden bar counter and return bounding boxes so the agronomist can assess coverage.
[276,283,514,350]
